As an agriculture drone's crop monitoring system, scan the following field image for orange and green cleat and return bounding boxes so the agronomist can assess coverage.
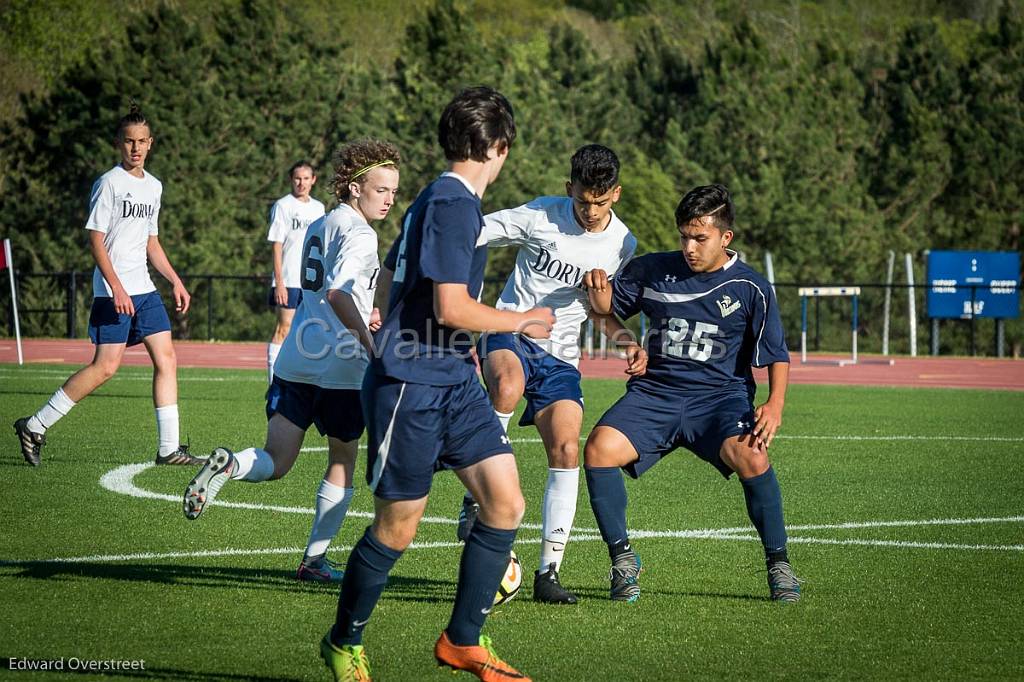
[434,631,530,682]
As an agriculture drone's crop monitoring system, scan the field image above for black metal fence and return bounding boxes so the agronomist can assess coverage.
[1,271,1021,357]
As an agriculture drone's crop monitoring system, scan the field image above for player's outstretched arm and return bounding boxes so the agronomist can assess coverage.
[590,312,647,375]
[327,289,375,355]
[584,269,613,315]
[146,235,190,314]
[434,282,554,338]
[753,361,790,450]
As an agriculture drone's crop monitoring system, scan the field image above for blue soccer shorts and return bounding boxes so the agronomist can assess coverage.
[595,381,757,479]
[88,291,172,347]
[479,333,584,426]
[266,376,364,442]
[267,286,303,309]
[362,371,514,500]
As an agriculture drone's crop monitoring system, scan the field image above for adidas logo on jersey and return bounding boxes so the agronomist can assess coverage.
[717,295,741,317]
[542,240,558,251]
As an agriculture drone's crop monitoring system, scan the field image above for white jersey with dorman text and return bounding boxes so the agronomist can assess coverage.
[85,165,162,298]
[274,203,379,390]
[484,196,637,366]
[267,193,326,288]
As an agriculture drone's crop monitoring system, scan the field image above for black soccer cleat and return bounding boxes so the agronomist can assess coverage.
[767,560,802,603]
[533,563,578,604]
[14,417,45,466]
[155,442,205,466]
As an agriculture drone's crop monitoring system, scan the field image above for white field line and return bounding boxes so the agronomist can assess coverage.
[91,462,1024,566]
[0,539,472,566]
[0,370,253,382]
[98,462,547,531]
[572,532,1024,552]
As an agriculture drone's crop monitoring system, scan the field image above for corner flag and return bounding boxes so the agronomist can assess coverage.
[1,238,24,364]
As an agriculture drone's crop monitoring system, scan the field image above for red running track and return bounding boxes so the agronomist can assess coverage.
[0,338,1021,391]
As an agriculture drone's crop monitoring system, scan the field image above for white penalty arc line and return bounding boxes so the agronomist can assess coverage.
[98,462,550,531]
[95,462,1024,562]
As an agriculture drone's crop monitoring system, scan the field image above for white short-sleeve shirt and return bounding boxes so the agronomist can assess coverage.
[86,166,162,298]
[274,204,380,389]
[267,193,326,288]
[484,196,637,366]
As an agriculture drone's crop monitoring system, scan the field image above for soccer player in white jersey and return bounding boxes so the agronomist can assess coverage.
[457,144,645,604]
[266,161,326,382]
[14,103,197,467]
[182,140,400,583]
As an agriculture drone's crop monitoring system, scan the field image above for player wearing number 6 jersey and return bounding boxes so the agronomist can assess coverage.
[585,184,802,604]
[183,140,400,585]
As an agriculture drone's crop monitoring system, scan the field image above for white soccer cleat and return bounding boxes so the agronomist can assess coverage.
[182,447,236,520]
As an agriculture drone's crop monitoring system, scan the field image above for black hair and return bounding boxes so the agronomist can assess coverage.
[675,184,735,231]
[289,160,316,177]
[569,144,620,195]
[116,100,149,140]
[437,86,517,162]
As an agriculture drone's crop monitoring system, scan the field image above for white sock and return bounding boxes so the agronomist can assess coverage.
[539,467,579,573]
[231,447,275,482]
[155,405,180,457]
[29,388,76,433]
[304,480,354,560]
[495,409,513,433]
[267,343,281,383]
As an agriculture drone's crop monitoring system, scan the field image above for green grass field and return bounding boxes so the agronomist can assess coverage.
[2,363,1023,681]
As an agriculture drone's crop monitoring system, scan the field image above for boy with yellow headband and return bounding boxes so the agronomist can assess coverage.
[182,140,402,584]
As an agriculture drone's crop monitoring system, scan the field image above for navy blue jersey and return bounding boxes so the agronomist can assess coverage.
[373,174,489,385]
[613,250,789,394]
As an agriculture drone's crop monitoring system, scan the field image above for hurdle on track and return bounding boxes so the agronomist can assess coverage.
[799,286,860,365]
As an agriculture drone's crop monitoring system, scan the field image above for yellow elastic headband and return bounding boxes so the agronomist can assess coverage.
[350,159,396,183]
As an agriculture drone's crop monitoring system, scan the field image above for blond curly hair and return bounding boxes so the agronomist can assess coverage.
[332,139,401,202]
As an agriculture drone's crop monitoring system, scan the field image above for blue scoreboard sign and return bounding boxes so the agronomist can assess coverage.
[927,251,1020,319]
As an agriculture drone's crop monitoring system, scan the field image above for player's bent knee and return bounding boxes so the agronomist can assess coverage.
[479,490,526,528]
[372,520,418,552]
[584,428,630,468]
[721,439,770,478]
[549,440,580,469]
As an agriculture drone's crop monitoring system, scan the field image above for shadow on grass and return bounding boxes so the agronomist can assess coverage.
[3,561,455,604]
[567,585,770,603]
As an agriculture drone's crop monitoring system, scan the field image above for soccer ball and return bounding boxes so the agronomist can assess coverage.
[493,550,523,606]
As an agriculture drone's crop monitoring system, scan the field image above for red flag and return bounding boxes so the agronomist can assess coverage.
[0,239,9,270]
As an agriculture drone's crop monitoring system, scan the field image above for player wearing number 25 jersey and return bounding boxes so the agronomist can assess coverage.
[585,184,801,605]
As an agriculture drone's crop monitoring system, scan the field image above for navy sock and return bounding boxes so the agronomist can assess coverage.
[585,466,629,552]
[446,521,517,646]
[332,526,403,646]
[740,466,788,561]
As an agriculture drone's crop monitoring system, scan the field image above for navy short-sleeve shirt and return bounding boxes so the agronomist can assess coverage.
[374,174,489,385]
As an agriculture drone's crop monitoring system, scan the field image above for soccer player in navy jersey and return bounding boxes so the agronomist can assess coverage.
[320,87,553,682]
[585,184,801,604]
